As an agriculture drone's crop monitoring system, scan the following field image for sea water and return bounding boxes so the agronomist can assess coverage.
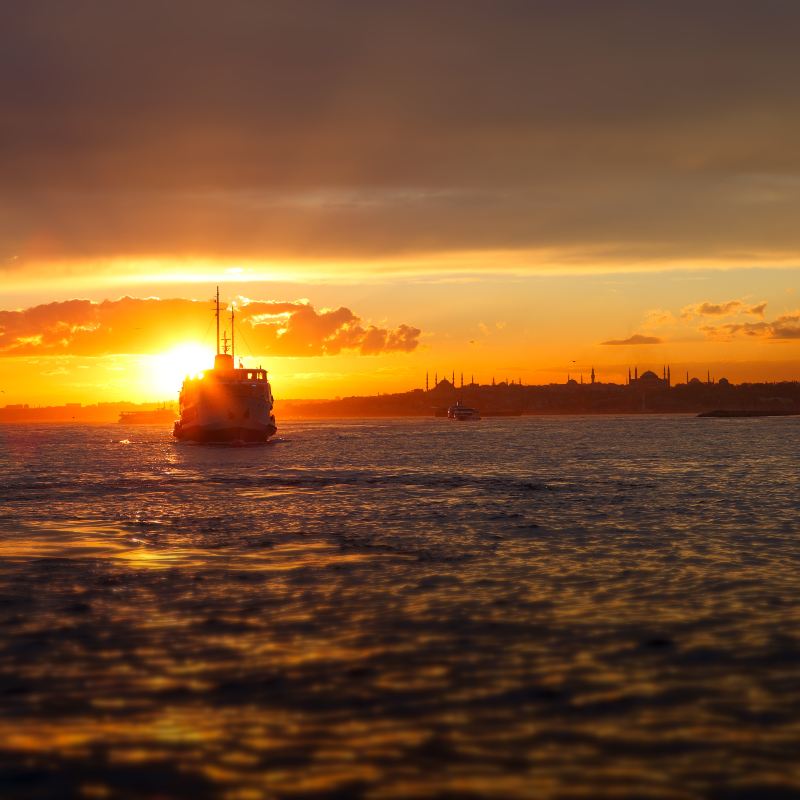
[0,416,798,798]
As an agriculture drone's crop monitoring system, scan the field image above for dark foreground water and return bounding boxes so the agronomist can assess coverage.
[0,417,799,799]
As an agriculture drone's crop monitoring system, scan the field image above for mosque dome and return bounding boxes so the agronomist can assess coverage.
[639,370,660,381]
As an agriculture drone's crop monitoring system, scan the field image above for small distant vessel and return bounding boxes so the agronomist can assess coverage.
[697,409,796,418]
[119,406,176,424]
[172,288,277,444]
[447,400,481,421]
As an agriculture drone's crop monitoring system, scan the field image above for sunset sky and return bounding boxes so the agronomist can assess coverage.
[2,1,800,403]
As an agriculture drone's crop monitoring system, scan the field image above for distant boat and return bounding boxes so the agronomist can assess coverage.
[172,287,277,444]
[698,409,796,418]
[447,400,481,421]
[119,407,176,424]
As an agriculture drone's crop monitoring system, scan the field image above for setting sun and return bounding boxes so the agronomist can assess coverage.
[150,343,216,397]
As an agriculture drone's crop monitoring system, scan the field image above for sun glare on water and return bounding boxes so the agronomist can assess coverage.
[151,343,216,397]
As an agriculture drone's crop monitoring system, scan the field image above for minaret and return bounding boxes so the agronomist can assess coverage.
[435,371,438,387]
[667,366,671,387]
[452,370,455,385]
[460,372,464,388]
[471,374,474,386]
[686,370,689,384]
[634,366,638,380]
[707,369,711,385]
[426,372,429,392]
[591,366,595,384]
[628,367,631,384]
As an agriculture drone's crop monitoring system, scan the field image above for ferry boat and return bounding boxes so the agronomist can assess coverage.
[447,400,481,421]
[172,288,277,444]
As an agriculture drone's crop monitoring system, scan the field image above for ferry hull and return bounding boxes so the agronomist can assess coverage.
[174,377,277,444]
[173,421,277,444]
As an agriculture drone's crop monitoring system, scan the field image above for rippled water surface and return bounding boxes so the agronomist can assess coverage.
[1,417,799,799]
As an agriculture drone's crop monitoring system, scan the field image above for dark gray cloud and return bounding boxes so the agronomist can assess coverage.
[4,1,800,264]
[602,334,663,346]
[682,300,745,318]
[681,300,768,319]
[0,296,421,356]
[681,300,767,319]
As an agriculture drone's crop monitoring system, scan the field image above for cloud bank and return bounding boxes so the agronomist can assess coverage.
[0,297,421,357]
[5,2,800,269]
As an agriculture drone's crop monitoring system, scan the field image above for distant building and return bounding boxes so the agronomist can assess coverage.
[628,366,670,390]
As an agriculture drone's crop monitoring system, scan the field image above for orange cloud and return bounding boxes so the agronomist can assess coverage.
[700,312,800,341]
[0,296,421,357]
[642,309,675,328]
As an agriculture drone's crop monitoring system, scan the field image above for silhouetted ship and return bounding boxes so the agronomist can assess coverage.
[447,400,481,420]
[119,407,176,424]
[173,288,277,444]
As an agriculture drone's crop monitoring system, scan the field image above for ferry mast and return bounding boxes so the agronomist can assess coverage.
[215,286,221,355]
[213,286,236,361]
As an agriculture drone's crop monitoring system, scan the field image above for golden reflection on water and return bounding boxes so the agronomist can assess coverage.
[0,419,799,796]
